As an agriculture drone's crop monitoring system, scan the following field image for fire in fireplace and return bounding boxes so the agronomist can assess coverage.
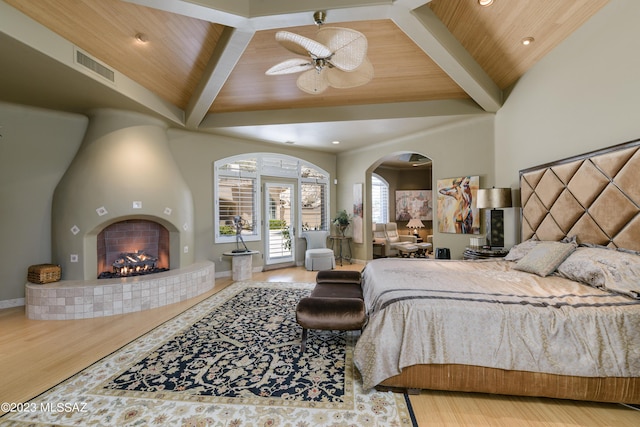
[97,219,170,279]
[103,250,167,278]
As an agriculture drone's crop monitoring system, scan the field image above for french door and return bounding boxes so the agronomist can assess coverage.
[264,182,296,265]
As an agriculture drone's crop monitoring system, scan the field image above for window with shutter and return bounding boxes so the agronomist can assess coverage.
[214,155,330,243]
[371,173,389,224]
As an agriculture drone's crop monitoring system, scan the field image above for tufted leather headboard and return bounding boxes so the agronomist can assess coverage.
[520,139,640,251]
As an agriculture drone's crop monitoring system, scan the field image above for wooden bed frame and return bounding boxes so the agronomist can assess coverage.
[378,139,640,403]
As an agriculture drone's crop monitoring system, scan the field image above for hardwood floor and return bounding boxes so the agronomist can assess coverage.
[1,265,638,425]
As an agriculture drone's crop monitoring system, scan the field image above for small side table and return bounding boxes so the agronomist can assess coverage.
[223,250,259,281]
[330,236,352,266]
[373,241,385,258]
[463,246,509,260]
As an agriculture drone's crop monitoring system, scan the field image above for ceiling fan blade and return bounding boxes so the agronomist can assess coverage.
[265,58,314,75]
[316,27,368,71]
[275,31,331,58]
[296,69,330,95]
[326,57,374,89]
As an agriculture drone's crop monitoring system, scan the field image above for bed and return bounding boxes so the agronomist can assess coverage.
[353,139,640,403]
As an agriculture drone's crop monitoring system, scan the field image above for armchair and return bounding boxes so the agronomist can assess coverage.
[301,231,335,271]
[384,223,417,257]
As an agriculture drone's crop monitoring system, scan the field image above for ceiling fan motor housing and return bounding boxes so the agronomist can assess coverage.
[313,11,326,26]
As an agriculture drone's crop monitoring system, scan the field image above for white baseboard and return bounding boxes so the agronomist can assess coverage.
[0,298,25,309]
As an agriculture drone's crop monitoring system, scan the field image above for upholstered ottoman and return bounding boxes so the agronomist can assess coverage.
[316,269,362,285]
[296,270,365,352]
[397,244,418,257]
[416,242,433,257]
[305,248,335,271]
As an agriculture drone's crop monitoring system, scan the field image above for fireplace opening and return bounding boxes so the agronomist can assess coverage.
[97,219,170,279]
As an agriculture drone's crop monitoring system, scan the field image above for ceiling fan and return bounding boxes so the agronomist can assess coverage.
[265,11,374,95]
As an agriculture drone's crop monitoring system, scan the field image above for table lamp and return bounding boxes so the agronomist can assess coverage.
[406,218,425,237]
[476,188,512,249]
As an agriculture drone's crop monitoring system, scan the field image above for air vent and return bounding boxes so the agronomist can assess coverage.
[74,49,115,83]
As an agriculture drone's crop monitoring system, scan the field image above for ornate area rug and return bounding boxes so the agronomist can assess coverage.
[0,282,416,426]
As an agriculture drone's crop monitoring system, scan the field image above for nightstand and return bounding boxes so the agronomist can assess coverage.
[463,246,509,260]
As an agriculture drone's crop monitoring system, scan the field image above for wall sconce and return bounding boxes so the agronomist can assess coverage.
[406,218,425,237]
[476,187,512,248]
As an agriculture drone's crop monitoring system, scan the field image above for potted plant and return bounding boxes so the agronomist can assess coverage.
[332,210,352,236]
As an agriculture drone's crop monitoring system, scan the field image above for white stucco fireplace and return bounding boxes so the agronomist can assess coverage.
[25,109,214,320]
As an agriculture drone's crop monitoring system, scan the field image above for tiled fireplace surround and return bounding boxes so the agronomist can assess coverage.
[25,261,215,320]
[25,219,214,321]
[26,109,215,320]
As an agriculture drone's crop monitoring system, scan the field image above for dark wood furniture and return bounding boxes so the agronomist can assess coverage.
[372,241,385,258]
[329,235,352,266]
[463,246,509,260]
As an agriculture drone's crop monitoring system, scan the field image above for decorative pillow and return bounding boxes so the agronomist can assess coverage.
[557,247,640,299]
[556,248,607,287]
[513,241,577,277]
[504,238,540,261]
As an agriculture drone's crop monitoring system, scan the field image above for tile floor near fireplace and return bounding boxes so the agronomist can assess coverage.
[25,261,215,320]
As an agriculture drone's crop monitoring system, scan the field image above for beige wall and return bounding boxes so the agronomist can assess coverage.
[167,129,337,276]
[0,104,335,301]
[337,116,495,261]
[495,0,640,248]
[0,102,88,303]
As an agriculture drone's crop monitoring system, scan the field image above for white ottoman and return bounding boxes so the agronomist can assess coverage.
[305,248,336,271]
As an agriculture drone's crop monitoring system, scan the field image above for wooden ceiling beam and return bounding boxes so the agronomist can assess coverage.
[144,0,501,123]
[200,99,485,128]
[391,5,503,112]
[185,27,254,129]
[123,0,249,27]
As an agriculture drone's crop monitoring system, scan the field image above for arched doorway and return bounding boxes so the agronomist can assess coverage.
[365,152,433,259]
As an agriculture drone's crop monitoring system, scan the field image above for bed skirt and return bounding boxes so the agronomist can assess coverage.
[378,364,640,404]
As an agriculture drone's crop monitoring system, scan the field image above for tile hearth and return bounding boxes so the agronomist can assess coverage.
[25,261,215,320]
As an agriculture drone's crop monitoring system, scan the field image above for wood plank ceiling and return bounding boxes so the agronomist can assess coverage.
[2,0,609,131]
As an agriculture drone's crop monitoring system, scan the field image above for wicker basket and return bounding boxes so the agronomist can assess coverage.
[27,264,61,284]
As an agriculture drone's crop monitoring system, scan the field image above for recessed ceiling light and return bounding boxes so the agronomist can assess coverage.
[478,0,493,6]
[521,37,535,46]
[135,33,149,44]
[332,141,340,145]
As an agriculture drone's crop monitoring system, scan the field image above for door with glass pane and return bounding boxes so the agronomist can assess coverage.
[264,182,295,265]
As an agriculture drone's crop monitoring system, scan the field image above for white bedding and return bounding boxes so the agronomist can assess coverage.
[353,258,640,390]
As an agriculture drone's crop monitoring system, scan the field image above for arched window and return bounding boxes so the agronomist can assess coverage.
[371,173,389,224]
[214,154,330,243]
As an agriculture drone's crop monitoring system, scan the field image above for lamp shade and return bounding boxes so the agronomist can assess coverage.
[406,218,425,228]
[476,188,512,209]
